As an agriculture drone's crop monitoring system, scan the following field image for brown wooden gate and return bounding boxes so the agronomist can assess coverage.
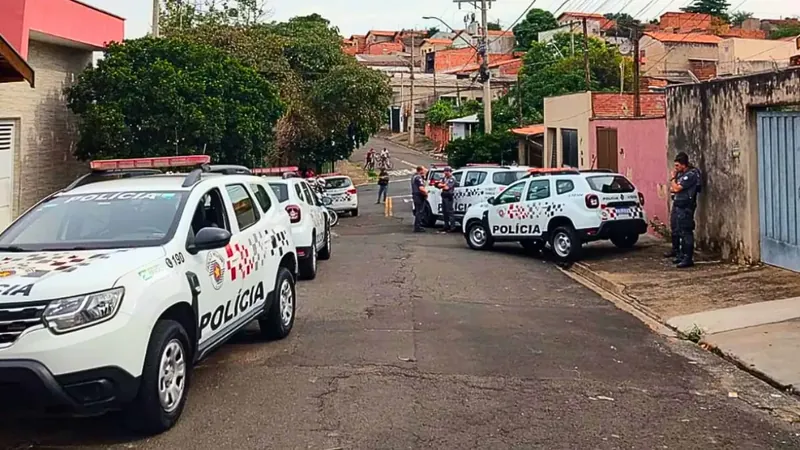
[596,128,619,172]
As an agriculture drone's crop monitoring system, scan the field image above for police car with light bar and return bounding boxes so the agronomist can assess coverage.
[254,167,333,281]
[419,164,529,227]
[321,173,359,216]
[461,168,648,262]
[0,156,298,434]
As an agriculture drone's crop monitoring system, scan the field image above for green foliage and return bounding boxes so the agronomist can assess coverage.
[513,8,559,50]
[425,99,483,126]
[681,0,731,22]
[426,27,440,38]
[66,37,283,166]
[445,131,517,168]
[730,11,753,27]
[159,0,267,32]
[770,24,800,40]
[603,13,641,37]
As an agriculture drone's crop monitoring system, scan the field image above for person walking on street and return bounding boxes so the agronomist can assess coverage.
[376,169,389,204]
[438,167,457,232]
[411,166,428,233]
[666,152,702,268]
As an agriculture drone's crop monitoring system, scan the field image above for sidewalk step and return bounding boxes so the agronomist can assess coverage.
[667,296,800,335]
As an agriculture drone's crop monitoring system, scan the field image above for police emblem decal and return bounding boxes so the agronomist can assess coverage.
[206,251,226,290]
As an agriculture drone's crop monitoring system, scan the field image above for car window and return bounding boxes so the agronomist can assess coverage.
[492,170,527,186]
[0,191,186,250]
[293,183,306,202]
[526,180,551,201]
[453,171,463,184]
[191,188,230,237]
[250,183,273,212]
[587,175,635,193]
[225,184,260,231]
[428,171,445,183]
[268,182,289,203]
[300,182,318,206]
[325,177,352,189]
[495,181,526,205]
[556,179,575,195]
[464,171,487,187]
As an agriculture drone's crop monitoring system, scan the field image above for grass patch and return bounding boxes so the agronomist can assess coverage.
[681,325,704,343]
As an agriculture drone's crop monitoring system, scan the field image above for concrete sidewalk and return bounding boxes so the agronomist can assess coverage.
[570,236,800,394]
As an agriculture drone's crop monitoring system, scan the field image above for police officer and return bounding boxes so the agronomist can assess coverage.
[437,167,457,232]
[667,152,701,268]
[411,166,428,233]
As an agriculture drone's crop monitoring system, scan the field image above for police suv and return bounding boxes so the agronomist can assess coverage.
[0,156,298,434]
[462,168,648,262]
[420,164,529,227]
[257,168,333,281]
[322,174,359,217]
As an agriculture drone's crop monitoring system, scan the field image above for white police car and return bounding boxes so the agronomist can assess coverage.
[257,169,332,281]
[462,168,647,262]
[322,174,359,217]
[421,164,529,226]
[0,156,298,434]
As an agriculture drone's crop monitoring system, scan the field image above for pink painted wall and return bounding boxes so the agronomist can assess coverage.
[589,118,670,229]
[0,0,124,58]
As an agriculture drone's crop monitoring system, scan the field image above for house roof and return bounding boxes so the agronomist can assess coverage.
[445,58,522,74]
[367,30,397,37]
[644,31,722,45]
[558,12,606,20]
[511,124,545,136]
[447,114,479,124]
[423,38,453,45]
[0,33,34,87]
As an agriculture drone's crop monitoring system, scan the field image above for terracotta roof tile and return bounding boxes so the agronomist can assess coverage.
[644,31,722,44]
[512,124,545,136]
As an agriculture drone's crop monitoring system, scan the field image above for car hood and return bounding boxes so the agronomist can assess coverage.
[0,247,165,303]
[466,202,490,216]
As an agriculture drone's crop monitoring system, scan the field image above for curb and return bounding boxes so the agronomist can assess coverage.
[379,137,447,161]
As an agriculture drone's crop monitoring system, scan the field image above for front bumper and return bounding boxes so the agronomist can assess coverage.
[0,360,138,416]
[579,219,648,241]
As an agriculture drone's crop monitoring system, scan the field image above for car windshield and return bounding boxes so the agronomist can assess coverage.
[0,191,186,251]
[428,171,445,182]
[586,175,636,193]
[492,170,528,186]
[325,177,352,189]
[268,182,290,203]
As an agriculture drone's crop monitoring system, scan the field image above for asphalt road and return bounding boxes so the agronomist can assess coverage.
[2,137,800,449]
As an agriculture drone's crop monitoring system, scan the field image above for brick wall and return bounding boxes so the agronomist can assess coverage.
[0,40,92,225]
[640,76,668,91]
[498,59,523,76]
[659,12,711,32]
[424,123,450,152]
[434,48,479,73]
[591,93,666,118]
[689,59,717,80]
[367,42,404,55]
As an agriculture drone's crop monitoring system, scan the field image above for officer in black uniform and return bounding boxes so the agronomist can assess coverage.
[668,152,701,268]
[438,167,457,232]
[411,166,428,233]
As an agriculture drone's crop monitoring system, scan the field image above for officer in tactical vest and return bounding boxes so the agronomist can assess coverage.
[437,167,458,233]
[666,152,702,268]
[411,166,428,233]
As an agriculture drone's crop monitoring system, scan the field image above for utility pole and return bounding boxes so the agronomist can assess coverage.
[516,77,522,126]
[582,18,590,91]
[409,31,416,145]
[570,21,575,57]
[632,26,641,117]
[480,0,492,134]
[152,0,160,37]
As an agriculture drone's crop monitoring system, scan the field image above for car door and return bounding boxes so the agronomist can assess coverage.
[486,180,528,238]
[518,178,553,238]
[249,180,283,289]
[299,180,325,249]
[455,170,487,214]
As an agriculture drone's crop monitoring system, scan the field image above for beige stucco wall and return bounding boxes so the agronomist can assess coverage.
[718,38,797,76]
[666,68,800,263]
[640,35,667,75]
[641,36,718,76]
[543,92,592,168]
[0,39,92,229]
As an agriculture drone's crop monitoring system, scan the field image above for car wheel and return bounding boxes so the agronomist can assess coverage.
[124,320,191,435]
[520,240,545,253]
[298,236,318,280]
[549,225,581,263]
[611,232,639,249]
[259,267,296,340]
[466,221,494,250]
[351,208,359,217]
[319,225,332,260]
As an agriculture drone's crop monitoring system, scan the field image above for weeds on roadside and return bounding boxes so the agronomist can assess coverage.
[682,325,704,343]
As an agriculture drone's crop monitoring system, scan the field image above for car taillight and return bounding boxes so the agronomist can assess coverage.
[585,194,599,209]
[285,205,301,223]
[638,192,645,206]
[347,188,357,195]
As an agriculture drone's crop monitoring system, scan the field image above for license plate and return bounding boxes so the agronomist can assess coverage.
[616,207,629,215]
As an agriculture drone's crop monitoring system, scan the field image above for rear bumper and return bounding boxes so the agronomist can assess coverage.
[296,246,314,260]
[0,360,139,417]
[579,219,648,241]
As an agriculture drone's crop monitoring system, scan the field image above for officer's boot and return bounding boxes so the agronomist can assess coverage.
[677,239,694,269]
[664,233,680,259]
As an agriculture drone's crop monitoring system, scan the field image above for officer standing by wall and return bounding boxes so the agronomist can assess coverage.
[668,152,702,268]
[438,167,457,233]
[411,166,428,233]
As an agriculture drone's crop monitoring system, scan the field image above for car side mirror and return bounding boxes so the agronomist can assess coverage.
[487,197,495,205]
[187,227,231,255]
[321,196,332,206]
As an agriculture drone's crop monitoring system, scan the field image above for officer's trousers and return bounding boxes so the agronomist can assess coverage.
[442,195,455,230]
[674,205,695,261]
[412,194,426,231]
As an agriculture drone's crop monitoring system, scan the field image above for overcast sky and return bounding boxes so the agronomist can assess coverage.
[84,0,800,39]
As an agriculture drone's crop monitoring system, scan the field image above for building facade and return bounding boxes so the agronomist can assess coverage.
[640,32,722,81]
[717,38,798,76]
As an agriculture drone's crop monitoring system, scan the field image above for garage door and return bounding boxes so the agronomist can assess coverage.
[757,111,800,272]
[0,121,14,231]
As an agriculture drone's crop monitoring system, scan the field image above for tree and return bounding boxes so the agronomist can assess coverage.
[770,23,800,39]
[487,20,502,31]
[603,13,641,37]
[681,0,731,22]
[730,11,753,27]
[513,8,559,50]
[445,131,517,168]
[426,26,441,38]
[66,37,284,166]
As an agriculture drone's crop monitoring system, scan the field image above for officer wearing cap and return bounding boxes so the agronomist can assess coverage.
[411,166,428,233]
[667,152,702,268]
[437,167,458,232]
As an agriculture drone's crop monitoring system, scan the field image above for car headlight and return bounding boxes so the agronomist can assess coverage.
[43,288,125,334]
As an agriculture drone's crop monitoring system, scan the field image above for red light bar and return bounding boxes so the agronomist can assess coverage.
[466,163,499,166]
[90,155,210,170]
[252,166,299,175]
[527,167,579,173]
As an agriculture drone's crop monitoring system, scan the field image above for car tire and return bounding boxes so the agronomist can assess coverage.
[319,224,332,260]
[259,267,296,340]
[520,240,545,253]
[298,236,318,280]
[611,232,639,249]
[549,225,581,263]
[466,221,494,250]
[124,320,191,435]
[351,208,359,217]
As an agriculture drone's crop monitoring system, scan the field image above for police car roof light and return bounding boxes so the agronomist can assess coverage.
[252,166,299,175]
[89,155,211,170]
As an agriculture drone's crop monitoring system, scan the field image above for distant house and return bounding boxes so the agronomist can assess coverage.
[448,114,479,140]
[640,31,722,82]
[717,38,798,76]
[365,30,396,47]
[420,38,453,56]
[556,12,614,37]
[450,29,515,54]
